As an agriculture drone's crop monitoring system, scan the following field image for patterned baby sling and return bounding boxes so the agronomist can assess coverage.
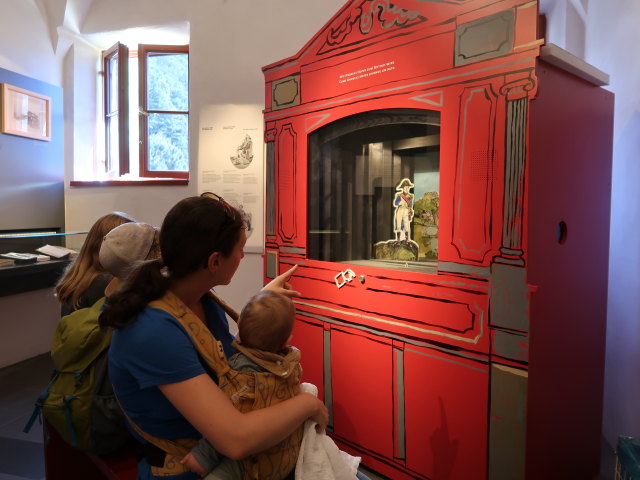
[128,290,303,479]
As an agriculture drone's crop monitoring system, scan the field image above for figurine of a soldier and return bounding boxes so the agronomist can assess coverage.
[393,178,414,242]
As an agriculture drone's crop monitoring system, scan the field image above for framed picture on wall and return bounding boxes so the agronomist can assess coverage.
[1,83,51,141]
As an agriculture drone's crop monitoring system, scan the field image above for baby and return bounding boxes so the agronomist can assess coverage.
[181,290,302,480]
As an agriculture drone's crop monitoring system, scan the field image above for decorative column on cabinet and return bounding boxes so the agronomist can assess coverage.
[497,73,537,267]
[488,72,537,480]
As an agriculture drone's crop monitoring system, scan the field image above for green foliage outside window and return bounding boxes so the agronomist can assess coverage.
[147,53,188,172]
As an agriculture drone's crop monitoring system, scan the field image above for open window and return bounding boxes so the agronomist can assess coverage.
[103,43,129,176]
[102,43,189,179]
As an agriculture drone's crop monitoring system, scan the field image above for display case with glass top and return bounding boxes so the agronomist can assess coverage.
[0,229,88,296]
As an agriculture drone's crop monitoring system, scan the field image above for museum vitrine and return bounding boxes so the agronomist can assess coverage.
[263,1,613,479]
[308,108,440,269]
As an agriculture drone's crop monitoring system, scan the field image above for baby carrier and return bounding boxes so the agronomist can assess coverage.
[128,290,303,480]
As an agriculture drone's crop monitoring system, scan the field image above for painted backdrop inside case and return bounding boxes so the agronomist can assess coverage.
[262,1,613,479]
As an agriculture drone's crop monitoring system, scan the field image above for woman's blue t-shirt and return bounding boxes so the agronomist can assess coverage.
[109,294,235,479]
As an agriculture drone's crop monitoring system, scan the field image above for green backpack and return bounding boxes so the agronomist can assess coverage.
[24,297,131,455]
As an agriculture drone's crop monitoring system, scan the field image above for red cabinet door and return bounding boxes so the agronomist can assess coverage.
[291,317,325,402]
[330,327,394,459]
[404,345,489,480]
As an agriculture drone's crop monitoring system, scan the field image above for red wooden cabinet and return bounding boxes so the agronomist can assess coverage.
[263,1,612,478]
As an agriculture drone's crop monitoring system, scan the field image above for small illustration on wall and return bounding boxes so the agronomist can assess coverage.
[201,191,254,240]
[375,178,419,261]
[230,134,254,169]
[1,83,51,141]
[237,203,254,239]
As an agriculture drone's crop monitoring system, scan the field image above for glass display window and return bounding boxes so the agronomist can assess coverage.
[308,108,440,272]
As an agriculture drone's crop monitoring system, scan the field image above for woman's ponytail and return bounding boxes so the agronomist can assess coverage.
[99,258,169,328]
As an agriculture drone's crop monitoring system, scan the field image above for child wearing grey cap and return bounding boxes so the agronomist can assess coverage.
[99,222,160,296]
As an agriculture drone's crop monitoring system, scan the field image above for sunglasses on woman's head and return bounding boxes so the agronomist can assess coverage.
[199,192,237,268]
[200,192,234,218]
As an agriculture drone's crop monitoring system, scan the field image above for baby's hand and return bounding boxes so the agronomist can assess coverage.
[180,452,208,477]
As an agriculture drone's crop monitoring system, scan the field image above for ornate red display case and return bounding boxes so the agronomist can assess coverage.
[262,1,613,479]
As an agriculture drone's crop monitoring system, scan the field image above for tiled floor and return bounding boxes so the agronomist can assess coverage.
[0,354,51,480]
[0,354,615,480]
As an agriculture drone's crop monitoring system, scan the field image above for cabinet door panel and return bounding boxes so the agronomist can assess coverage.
[404,347,489,480]
[276,124,297,242]
[450,84,497,265]
[291,318,325,401]
[331,329,393,458]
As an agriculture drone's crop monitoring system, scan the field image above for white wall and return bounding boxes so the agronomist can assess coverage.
[541,0,640,452]
[586,0,640,450]
[0,290,60,369]
[0,0,62,86]
[0,0,62,367]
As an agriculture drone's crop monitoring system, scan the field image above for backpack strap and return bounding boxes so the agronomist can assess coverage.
[23,371,59,435]
[119,289,239,476]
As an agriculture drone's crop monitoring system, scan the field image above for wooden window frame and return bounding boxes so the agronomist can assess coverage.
[138,44,189,179]
[100,43,189,180]
[102,42,129,176]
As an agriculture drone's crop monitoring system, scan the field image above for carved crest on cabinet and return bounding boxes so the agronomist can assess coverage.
[319,0,426,55]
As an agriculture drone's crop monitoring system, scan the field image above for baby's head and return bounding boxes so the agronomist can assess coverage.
[237,291,295,352]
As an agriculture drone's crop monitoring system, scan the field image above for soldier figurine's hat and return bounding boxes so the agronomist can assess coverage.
[396,178,415,190]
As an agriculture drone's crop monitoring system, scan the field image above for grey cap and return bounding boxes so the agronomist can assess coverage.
[99,222,157,279]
